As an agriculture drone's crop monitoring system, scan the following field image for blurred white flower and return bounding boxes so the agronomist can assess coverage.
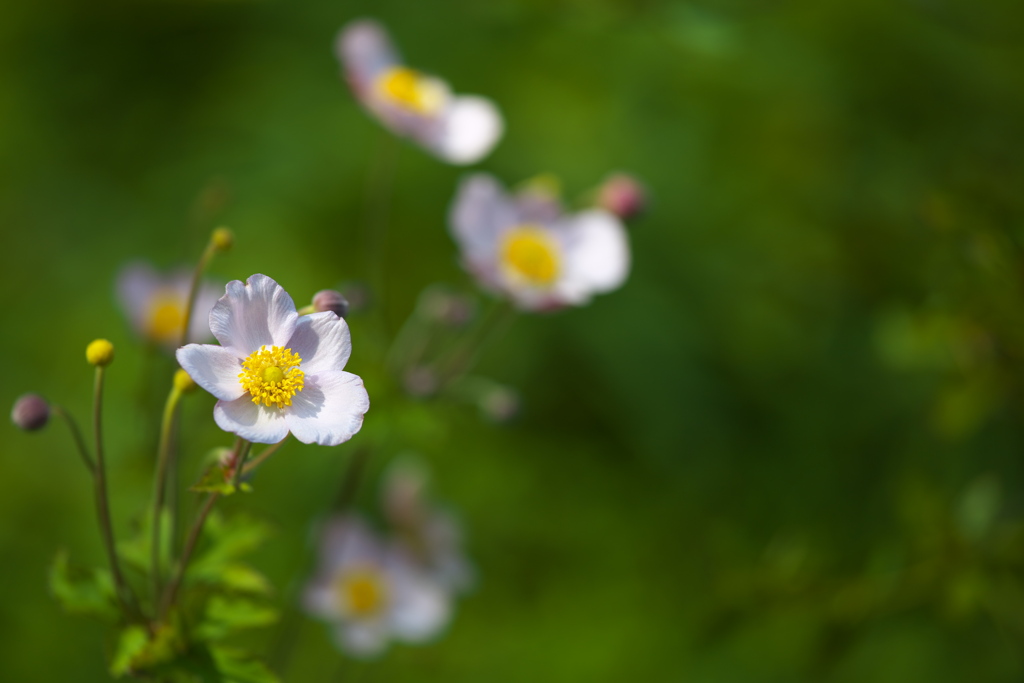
[382,460,474,594]
[449,173,631,310]
[176,274,369,446]
[117,262,221,348]
[336,19,504,165]
[304,516,451,658]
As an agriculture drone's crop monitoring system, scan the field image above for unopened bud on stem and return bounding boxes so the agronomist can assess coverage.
[86,339,115,367]
[312,289,350,319]
[173,369,197,393]
[210,226,234,253]
[11,394,50,431]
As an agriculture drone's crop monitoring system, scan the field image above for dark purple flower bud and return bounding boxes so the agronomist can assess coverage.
[313,289,350,319]
[11,393,50,432]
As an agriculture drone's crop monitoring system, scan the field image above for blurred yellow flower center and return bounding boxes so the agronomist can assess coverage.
[147,292,185,342]
[335,569,386,617]
[375,66,442,114]
[501,225,561,286]
[238,346,304,409]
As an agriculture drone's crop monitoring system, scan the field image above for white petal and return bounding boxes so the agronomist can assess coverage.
[387,567,451,643]
[302,578,339,620]
[432,95,504,165]
[187,280,223,344]
[449,173,517,283]
[176,344,245,401]
[335,19,400,92]
[285,371,369,447]
[317,515,384,573]
[553,209,631,305]
[287,312,352,376]
[116,262,160,335]
[214,395,290,445]
[208,274,298,354]
[336,621,390,658]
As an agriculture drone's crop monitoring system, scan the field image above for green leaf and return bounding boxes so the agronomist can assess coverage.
[49,551,118,621]
[196,596,279,640]
[191,465,251,495]
[218,563,273,595]
[109,620,184,678]
[188,513,273,584]
[209,646,280,683]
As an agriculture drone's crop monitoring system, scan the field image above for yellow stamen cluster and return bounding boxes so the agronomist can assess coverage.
[500,225,561,286]
[147,292,185,343]
[334,568,387,617]
[238,346,304,409]
[375,66,440,114]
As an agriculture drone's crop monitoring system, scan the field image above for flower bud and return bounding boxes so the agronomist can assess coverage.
[11,393,50,431]
[312,289,350,319]
[210,226,234,253]
[173,368,197,393]
[596,173,646,220]
[86,339,115,367]
[479,385,520,423]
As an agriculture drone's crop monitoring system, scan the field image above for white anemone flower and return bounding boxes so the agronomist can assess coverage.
[449,173,631,311]
[303,516,451,658]
[175,274,370,446]
[335,19,504,165]
[382,460,474,594]
[117,262,222,348]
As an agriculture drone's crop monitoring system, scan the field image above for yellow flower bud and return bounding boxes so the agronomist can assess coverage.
[173,368,197,393]
[210,226,234,252]
[86,339,115,367]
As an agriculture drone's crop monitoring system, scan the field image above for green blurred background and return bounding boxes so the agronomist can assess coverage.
[4,0,1024,680]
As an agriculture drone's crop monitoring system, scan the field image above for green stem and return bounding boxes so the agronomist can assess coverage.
[179,241,217,348]
[365,131,400,336]
[51,404,95,475]
[150,384,184,610]
[92,367,137,619]
[159,437,249,621]
[241,437,289,476]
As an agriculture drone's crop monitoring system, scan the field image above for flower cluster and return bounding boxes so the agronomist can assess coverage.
[304,462,471,657]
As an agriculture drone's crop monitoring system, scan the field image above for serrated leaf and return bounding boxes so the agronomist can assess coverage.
[110,620,186,679]
[196,596,279,640]
[219,564,273,595]
[49,551,118,621]
[188,514,273,584]
[210,646,280,683]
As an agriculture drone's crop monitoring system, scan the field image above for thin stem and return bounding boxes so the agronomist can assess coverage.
[51,404,95,475]
[335,446,372,511]
[179,242,217,349]
[92,367,137,619]
[436,300,517,388]
[242,437,289,476]
[365,131,400,335]
[159,437,248,621]
[160,491,218,621]
[231,440,253,490]
[150,384,184,609]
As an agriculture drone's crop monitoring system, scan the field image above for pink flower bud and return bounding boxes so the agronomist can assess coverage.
[313,289,350,319]
[11,394,50,432]
[596,173,646,220]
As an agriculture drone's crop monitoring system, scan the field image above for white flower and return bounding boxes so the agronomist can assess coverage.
[175,274,370,446]
[303,516,451,658]
[335,19,503,165]
[382,460,474,594]
[117,262,222,348]
[449,173,631,311]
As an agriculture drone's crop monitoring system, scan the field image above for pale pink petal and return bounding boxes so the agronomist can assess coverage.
[449,173,517,281]
[335,19,400,94]
[208,274,298,354]
[286,312,352,376]
[387,564,451,643]
[303,578,339,620]
[432,95,503,165]
[336,621,390,658]
[553,209,630,305]
[214,395,290,445]
[285,371,369,447]
[176,344,245,402]
[187,280,223,344]
[116,262,161,335]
